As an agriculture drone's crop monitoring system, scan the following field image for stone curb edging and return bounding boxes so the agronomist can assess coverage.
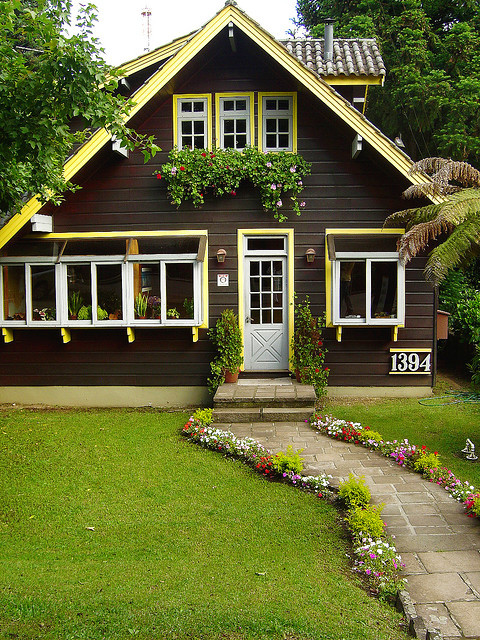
[396,590,443,640]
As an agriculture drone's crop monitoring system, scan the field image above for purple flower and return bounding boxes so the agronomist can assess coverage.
[290,166,296,173]
[171,166,177,176]
[300,201,306,207]
[270,183,276,190]
[266,162,272,168]
[276,199,283,207]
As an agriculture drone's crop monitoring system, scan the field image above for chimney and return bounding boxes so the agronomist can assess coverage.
[324,18,334,62]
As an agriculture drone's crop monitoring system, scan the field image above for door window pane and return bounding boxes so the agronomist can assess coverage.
[3,265,25,320]
[97,264,123,321]
[371,261,398,319]
[339,261,365,319]
[67,264,91,320]
[31,265,56,321]
[166,263,194,320]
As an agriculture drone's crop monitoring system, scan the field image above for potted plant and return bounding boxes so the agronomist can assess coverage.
[208,309,243,390]
[148,295,161,319]
[68,291,83,320]
[290,295,329,397]
[134,293,148,319]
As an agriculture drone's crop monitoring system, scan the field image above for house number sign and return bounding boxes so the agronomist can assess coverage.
[389,349,432,374]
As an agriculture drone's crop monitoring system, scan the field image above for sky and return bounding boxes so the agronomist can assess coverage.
[73,0,300,66]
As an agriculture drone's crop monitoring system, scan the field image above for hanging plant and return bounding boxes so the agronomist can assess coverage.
[155,147,311,222]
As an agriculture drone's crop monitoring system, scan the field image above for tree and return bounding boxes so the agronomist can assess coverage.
[0,0,159,219]
[384,157,480,285]
[294,1,480,165]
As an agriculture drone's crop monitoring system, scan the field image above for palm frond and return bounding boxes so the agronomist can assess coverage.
[385,202,443,228]
[397,219,452,264]
[424,219,480,285]
[404,157,480,200]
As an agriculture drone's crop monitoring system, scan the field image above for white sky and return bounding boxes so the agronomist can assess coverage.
[73,1,300,66]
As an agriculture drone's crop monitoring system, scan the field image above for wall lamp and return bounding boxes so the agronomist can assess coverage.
[305,248,316,263]
[216,248,227,263]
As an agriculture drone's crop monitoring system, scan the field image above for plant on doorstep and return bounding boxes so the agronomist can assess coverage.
[207,309,243,392]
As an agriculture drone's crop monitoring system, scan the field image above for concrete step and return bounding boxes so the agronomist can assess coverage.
[213,406,314,423]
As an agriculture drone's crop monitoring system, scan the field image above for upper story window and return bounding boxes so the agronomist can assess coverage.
[259,93,296,152]
[326,231,405,327]
[174,95,211,149]
[216,94,253,150]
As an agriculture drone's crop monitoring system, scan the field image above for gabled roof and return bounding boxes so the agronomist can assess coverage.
[0,1,438,250]
[281,39,386,84]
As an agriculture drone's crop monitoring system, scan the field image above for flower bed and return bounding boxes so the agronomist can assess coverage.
[310,414,480,519]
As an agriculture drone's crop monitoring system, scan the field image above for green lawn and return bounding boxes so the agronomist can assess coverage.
[325,386,480,488]
[0,409,408,640]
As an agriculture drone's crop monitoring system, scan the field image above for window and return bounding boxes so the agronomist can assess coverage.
[259,93,296,152]
[174,95,211,149]
[216,94,253,150]
[0,235,206,328]
[327,231,405,326]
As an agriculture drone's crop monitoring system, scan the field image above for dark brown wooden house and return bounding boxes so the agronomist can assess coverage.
[0,2,437,406]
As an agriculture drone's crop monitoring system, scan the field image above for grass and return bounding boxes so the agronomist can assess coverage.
[0,408,409,640]
[324,375,480,488]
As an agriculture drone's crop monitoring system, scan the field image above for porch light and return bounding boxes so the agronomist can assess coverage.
[216,248,227,263]
[305,248,316,263]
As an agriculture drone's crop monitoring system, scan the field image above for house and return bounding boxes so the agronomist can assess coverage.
[0,1,437,407]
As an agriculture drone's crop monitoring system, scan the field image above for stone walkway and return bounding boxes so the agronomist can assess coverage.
[218,419,480,640]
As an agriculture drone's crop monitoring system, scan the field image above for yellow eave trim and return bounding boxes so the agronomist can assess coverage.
[325,76,385,86]
[117,36,192,77]
[0,4,440,251]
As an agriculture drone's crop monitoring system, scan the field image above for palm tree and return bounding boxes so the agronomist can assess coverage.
[385,157,480,285]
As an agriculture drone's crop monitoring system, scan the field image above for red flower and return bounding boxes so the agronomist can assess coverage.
[231,191,236,196]
[318,340,323,346]
[201,152,207,157]
[315,368,319,373]
[210,153,215,158]
[434,451,438,455]
[156,173,162,180]
[180,166,185,171]
[200,193,203,197]
[324,367,329,371]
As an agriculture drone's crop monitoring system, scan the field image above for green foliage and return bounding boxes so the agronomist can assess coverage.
[134,293,148,318]
[271,445,305,475]
[157,147,311,222]
[0,0,160,219]
[192,407,214,426]
[77,305,91,320]
[68,291,83,317]
[295,0,480,164]
[468,345,480,387]
[346,504,385,541]
[338,474,371,510]
[413,452,440,474]
[290,295,329,396]
[97,306,108,321]
[358,430,383,446]
[207,309,244,393]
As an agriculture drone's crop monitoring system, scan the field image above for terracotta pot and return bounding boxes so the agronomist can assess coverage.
[69,314,77,320]
[295,368,308,383]
[224,369,239,383]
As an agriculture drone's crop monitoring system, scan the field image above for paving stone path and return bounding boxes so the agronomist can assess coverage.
[219,419,480,640]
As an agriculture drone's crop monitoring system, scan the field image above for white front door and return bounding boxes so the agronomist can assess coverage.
[243,255,289,370]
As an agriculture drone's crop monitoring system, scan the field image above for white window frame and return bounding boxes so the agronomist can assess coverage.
[332,253,405,326]
[174,95,211,150]
[259,93,296,152]
[216,94,253,150]
[0,255,204,328]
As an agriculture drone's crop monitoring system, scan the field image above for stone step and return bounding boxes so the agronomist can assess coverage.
[213,406,314,423]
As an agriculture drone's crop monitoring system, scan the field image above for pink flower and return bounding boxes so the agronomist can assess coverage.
[276,199,283,207]
[271,183,276,190]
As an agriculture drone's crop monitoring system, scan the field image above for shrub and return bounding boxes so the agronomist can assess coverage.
[207,309,243,393]
[414,452,440,474]
[347,504,385,540]
[192,408,213,426]
[271,445,304,475]
[338,474,371,510]
[358,430,383,448]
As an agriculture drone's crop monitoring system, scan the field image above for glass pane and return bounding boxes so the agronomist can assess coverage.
[181,121,192,134]
[273,309,283,323]
[224,120,235,133]
[251,309,260,324]
[250,262,259,276]
[262,309,271,323]
[31,265,56,321]
[278,99,289,110]
[262,293,271,308]
[224,135,235,148]
[265,99,276,110]
[247,238,284,251]
[261,277,270,291]
[266,119,276,133]
[273,276,282,291]
[273,261,282,275]
[3,265,25,320]
[236,135,246,148]
[236,100,246,110]
[224,100,234,111]
[371,261,398,319]
[236,119,246,133]
[182,136,191,147]
[193,121,204,134]
[250,277,260,292]
[250,293,260,308]
[166,263,194,320]
[261,262,271,275]
[133,263,160,320]
[193,136,204,148]
[193,101,204,112]
[67,264,91,321]
[273,293,282,307]
[278,134,290,147]
[278,119,289,132]
[340,261,365,319]
[97,264,123,321]
[181,102,192,113]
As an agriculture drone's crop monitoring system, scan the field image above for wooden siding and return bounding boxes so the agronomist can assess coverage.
[0,35,433,389]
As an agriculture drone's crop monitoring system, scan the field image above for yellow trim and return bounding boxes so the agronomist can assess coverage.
[2,327,13,343]
[336,326,342,342]
[390,348,431,353]
[61,328,71,344]
[117,35,193,77]
[392,325,398,342]
[237,229,294,370]
[324,228,405,327]
[173,94,212,150]
[192,326,199,342]
[258,92,297,153]
[363,86,369,115]
[127,327,135,343]
[0,3,441,252]
[325,76,384,86]
[214,92,255,149]
[31,229,208,240]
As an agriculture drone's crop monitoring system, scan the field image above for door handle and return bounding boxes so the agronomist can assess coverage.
[245,316,251,323]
